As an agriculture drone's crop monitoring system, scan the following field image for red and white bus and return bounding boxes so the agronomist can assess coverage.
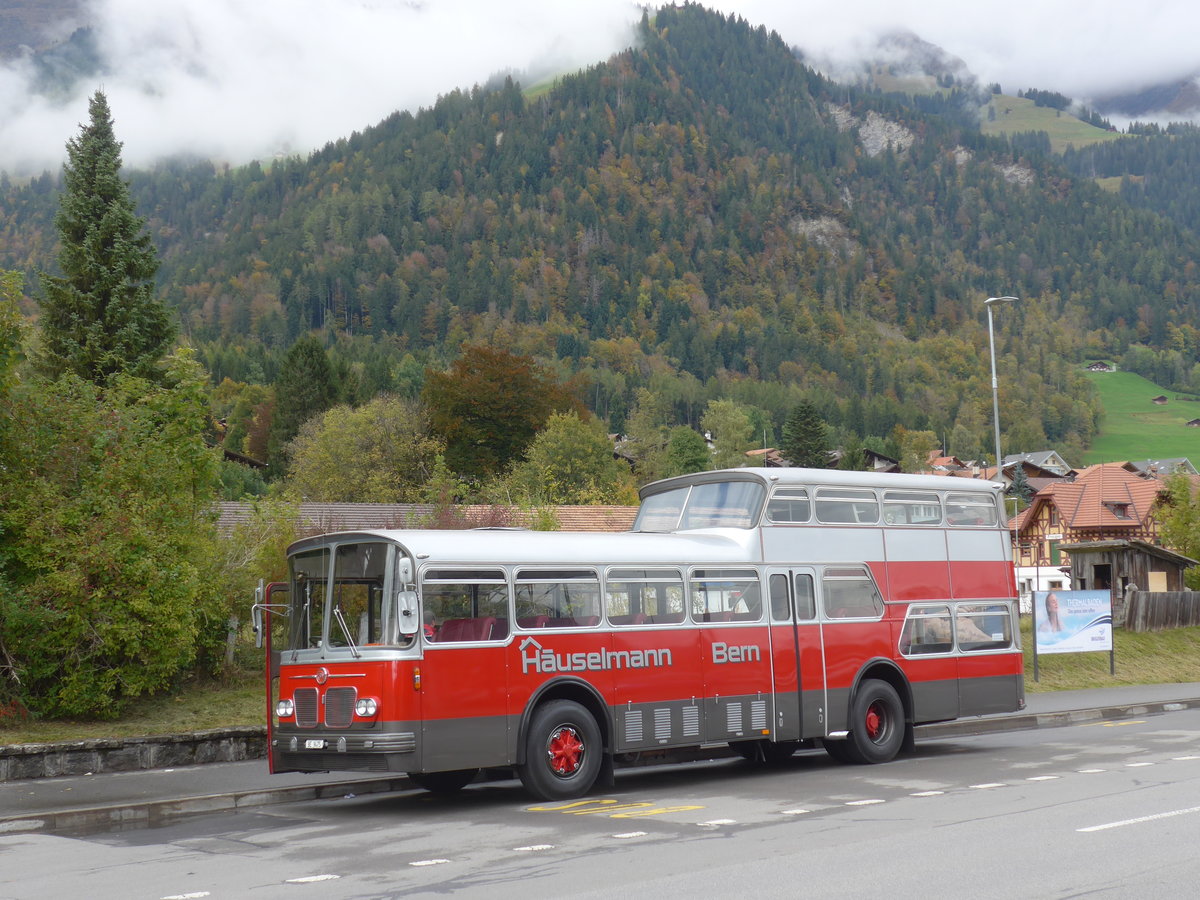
[254,467,1024,800]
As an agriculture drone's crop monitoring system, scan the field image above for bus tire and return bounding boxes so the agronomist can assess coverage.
[519,699,602,801]
[845,679,904,764]
[408,768,480,794]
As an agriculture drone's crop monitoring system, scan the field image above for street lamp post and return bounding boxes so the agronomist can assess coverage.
[985,296,1019,482]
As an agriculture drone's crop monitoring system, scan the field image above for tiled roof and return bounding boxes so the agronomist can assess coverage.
[1030,464,1162,530]
[217,502,638,536]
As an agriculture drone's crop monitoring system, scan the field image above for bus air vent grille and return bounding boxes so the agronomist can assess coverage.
[654,708,672,740]
[751,700,768,731]
[624,710,643,744]
[682,705,700,737]
[726,702,743,733]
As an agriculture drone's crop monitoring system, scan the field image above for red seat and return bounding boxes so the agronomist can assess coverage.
[437,617,496,642]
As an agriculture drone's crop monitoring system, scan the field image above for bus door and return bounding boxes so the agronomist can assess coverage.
[693,568,775,745]
[767,569,824,741]
[417,569,512,771]
[252,581,289,773]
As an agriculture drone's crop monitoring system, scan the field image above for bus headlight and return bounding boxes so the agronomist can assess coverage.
[276,698,295,718]
[355,698,379,717]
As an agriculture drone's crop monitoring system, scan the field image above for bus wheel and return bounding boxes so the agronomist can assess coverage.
[408,768,480,794]
[846,679,904,764]
[519,700,602,801]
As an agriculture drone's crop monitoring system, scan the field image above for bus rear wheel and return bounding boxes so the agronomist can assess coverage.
[845,679,904,764]
[408,768,480,794]
[519,699,602,801]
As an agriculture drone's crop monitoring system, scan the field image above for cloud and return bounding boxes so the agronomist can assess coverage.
[0,0,642,174]
[3,0,1199,176]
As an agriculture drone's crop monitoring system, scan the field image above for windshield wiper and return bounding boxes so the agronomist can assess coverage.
[332,607,361,658]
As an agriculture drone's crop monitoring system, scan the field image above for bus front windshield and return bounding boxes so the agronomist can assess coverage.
[635,480,765,532]
[285,541,407,652]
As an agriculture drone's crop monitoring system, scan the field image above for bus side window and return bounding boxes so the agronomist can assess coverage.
[769,574,789,620]
[900,606,953,654]
[794,574,815,620]
[822,567,884,619]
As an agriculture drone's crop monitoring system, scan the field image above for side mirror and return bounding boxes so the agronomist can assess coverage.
[397,589,419,636]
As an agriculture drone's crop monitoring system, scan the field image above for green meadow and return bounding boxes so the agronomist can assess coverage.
[1081,369,1200,465]
[980,94,1122,153]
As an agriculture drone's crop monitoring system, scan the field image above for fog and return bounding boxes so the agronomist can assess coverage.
[2,0,1197,175]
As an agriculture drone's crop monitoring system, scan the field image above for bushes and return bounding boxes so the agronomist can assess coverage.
[0,353,225,718]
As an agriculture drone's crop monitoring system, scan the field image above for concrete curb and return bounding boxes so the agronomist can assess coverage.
[916,696,1200,738]
[0,775,410,836]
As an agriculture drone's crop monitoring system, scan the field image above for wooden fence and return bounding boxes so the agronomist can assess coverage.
[1121,590,1200,632]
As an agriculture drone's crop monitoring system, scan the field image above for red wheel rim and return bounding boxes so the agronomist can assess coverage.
[546,724,585,776]
[865,701,885,742]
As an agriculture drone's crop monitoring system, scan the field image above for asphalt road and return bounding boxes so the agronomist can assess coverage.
[3,702,1200,899]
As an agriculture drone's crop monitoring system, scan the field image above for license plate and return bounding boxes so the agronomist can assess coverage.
[305,739,326,750]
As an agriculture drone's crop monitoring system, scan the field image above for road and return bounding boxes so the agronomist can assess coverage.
[3,708,1200,899]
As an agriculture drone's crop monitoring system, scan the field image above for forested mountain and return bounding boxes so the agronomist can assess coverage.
[5,4,1200,463]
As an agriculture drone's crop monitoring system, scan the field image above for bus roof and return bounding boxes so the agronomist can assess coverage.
[288,526,759,567]
[638,466,1004,500]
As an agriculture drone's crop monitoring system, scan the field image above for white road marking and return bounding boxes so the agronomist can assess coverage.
[1027,775,1059,781]
[1126,762,1153,767]
[781,808,811,815]
[698,818,737,826]
[845,799,885,806]
[514,844,554,852]
[409,859,451,867]
[1079,805,1200,833]
[612,831,648,839]
[970,783,1005,789]
[286,875,340,883]
[910,790,944,797]
[160,893,210,899]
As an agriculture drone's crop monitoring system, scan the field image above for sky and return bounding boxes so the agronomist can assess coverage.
[1,0,1197,175]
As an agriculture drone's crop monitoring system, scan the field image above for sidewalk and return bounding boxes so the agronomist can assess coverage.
[3,683,1199,835]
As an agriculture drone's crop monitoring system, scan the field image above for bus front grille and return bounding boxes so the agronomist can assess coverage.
[324,687,357,728]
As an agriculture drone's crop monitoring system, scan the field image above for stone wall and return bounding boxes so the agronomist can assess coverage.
[0,727,266,782]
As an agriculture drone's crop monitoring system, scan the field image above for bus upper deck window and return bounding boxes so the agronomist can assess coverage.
[765,488,810,524]
[945,492,999,527]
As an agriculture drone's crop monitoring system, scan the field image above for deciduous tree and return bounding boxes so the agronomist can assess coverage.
[423,343,584,482]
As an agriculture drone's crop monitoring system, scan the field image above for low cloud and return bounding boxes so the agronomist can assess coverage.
[3,0,1198,176]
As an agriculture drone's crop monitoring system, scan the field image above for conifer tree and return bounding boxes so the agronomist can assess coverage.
[269,334,338,473]
[781,401,829,469]
[37,90,174,384]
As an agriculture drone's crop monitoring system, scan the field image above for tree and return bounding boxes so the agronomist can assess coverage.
[1156,474,1200,589]
[0,270,24,394]
[664,426,711,477]
[781,401,829,468]
[268,334,337,474]
[36,91,174,384]
[836,432,867,471]
[505,411,636,505]
[0,351,223,717]
[701,399,753,469]
[423,343,584,483]
[1009,464,1034,507]
[284,395,443,502]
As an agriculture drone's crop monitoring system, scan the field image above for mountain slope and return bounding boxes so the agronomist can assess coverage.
[6,5,1200,460]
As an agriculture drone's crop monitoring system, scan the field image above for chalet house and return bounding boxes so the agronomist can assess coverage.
[1010,463,1167,594]
[1125,458,1198,477]
[1152,395,1168,405]
[1002,450,1073,477]
[1086,361,1114,372]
